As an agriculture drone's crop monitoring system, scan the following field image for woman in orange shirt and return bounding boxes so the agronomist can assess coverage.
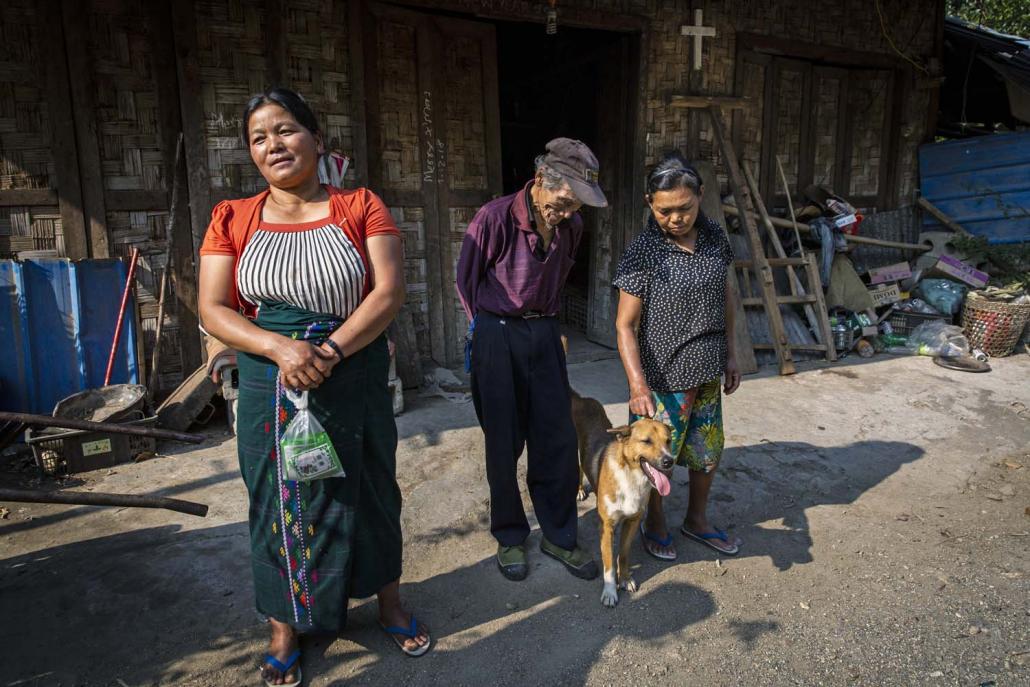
[199,88,430,686]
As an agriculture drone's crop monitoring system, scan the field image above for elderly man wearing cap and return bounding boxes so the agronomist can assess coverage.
[456,138,608,582]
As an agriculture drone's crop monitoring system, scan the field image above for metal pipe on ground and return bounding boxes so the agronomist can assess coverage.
[0,411,205,444]
[0,487,208,517]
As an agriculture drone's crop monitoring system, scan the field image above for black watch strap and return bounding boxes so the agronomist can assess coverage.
[324,338,344,359]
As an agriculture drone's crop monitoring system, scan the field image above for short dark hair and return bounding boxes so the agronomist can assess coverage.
[646,152,703,198]
[242,87,320,143]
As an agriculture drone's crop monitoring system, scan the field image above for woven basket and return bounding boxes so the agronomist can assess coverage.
[961,293,1030,358]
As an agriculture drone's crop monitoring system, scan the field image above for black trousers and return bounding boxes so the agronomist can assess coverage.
[471,311,579,549]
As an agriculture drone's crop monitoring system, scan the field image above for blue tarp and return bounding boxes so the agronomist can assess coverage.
[0,258,139,415]
[919,131,1030,244]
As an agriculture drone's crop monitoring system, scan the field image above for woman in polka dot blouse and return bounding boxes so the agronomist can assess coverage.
[613,153,743,560]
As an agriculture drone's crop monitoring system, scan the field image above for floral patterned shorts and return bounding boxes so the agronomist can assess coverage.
[629,379,725,474]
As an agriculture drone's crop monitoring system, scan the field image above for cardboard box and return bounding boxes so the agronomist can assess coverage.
[868,262,913,285]
[868,283,902,307]
[933,255,988,289]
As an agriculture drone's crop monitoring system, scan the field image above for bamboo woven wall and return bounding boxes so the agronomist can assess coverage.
[643,0,935,204]
[87,0,185,391]
[0,1,63,258]
[392,205,430,362]
[194,0,356,199]
[0,0,939,385]
[813,73,842,188]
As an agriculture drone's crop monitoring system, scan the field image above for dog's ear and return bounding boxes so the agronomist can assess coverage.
[606,425,632,439]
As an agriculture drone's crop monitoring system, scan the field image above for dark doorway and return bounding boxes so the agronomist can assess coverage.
[496,22,632,338]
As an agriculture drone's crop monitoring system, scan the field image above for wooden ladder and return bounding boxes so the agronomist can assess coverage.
[703,103,835,373]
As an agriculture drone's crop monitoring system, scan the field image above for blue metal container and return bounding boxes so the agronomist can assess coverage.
[0,258,140,415]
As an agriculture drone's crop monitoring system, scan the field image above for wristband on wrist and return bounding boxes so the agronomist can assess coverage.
[324,338,344,360]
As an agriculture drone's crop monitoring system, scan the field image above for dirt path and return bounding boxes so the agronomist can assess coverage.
[2,355,1028,686]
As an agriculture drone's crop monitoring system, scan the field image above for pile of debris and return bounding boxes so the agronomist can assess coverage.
[726,181,1030,374]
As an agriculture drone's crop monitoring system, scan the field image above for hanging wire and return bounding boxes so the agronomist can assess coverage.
[875,0,931,75]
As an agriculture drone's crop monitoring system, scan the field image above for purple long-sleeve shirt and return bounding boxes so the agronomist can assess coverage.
[456,181,583,320]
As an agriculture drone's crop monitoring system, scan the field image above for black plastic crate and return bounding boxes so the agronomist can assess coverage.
[25,416,157,476]
[886,310,950,338]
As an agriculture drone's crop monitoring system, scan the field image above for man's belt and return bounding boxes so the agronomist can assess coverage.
[484,310,555,320]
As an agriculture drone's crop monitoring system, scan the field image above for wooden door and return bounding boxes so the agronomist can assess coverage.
[742,52,898,213]
[364,3,502,370]
[587,35,637,349]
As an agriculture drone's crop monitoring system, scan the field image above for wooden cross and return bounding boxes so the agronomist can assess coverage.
[680,9,716,71]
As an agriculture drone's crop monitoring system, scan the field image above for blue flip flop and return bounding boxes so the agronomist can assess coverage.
[380,615,432,657]
[639,522,677,561]
[680,526,741,556]
[262,649,302,687]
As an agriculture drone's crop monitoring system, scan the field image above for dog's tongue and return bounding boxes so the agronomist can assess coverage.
[643,462,671,496]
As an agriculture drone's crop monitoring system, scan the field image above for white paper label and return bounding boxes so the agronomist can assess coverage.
[82,439,112,456]
[833,213,857,228]
[291,445,340,479]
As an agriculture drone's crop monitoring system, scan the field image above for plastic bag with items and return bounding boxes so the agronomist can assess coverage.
[901,320,971,358]
[916,279,968,316]
[280,389,345,482]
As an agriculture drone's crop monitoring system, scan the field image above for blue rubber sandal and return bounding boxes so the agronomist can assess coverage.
[680,527,741,556]
[639,522,677,561]
[262,649,302,687]
[380,615,432,657]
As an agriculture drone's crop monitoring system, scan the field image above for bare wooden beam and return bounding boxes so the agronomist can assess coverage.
[917,196,972,237]
[668,95,750,110]
[149,0,203,375]
[104,190,170,212]
[39,0,87,259]
[348,0,370,187]
[61,0,109,258]
[171,1,214,272]
[265,0,287,86]
[734,258,809,268]
[742,295,818,306]
[0,190,59,207]
[721,204,932,252]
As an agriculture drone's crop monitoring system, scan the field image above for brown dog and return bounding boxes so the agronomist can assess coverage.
[583,418,674,607]
[560,337,674,604]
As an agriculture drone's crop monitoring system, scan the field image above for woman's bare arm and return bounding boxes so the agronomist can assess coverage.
[615,290,656,417]
[319,234,406,359]
[198,255,336,390]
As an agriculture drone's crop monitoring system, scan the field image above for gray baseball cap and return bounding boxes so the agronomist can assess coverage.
[542,138,608,208]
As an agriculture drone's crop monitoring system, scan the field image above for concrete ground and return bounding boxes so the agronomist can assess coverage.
[2,349,1029,687]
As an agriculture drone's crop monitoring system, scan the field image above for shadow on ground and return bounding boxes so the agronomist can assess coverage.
[2,438,923,686]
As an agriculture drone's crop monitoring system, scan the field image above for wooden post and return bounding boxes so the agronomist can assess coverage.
[61,0,109,258]
[348,0,370,187]
[265,0,288,87]
[707,106,795,375]
[39,0,88,260]
[171,0,213,271]
[917,196,973,237]
[695,162,757,375]
[150,0,203,374]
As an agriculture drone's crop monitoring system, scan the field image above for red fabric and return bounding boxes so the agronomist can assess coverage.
[200,186,400,317]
